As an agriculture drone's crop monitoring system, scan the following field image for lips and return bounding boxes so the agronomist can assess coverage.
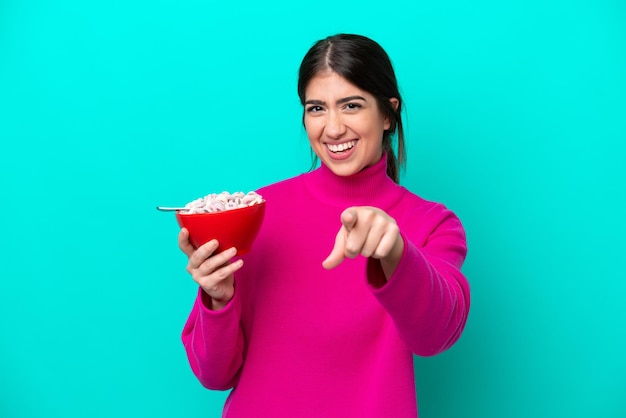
[325,140,357,161]
[326,140,356,153]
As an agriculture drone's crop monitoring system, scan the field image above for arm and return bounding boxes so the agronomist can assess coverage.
[369,210,470,357]
[181,288,245,390]
[178,228,246,389]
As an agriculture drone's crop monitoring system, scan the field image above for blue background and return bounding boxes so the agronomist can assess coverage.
[1,0,625,417]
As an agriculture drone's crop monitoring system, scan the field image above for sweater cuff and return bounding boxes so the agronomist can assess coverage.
[366,232,406,289]
[368,232,425,295]
[196,285,239,317]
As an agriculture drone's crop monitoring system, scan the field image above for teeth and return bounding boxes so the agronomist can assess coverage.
[328,140,356,153]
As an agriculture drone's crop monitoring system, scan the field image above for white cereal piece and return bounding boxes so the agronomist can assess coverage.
[180,191,263,214]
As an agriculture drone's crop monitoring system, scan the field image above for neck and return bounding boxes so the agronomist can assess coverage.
[302,153,403,207]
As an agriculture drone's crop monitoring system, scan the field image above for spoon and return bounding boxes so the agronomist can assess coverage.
[156,206,188,212]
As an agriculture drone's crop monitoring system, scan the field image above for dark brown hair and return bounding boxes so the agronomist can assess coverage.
[297,34,406,183]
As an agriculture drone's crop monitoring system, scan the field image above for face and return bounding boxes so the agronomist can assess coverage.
[303,71,394,177]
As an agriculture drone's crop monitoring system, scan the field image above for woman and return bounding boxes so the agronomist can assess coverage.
[179,34,470,417]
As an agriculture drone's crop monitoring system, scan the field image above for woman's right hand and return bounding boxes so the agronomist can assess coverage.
[178,228,243,310]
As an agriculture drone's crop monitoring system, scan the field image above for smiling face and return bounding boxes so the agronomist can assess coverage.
[303,71,392,177]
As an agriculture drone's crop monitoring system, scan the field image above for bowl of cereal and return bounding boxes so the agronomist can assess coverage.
[175,191,265,255]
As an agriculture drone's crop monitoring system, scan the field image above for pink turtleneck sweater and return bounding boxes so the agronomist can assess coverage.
[182,155,470,417]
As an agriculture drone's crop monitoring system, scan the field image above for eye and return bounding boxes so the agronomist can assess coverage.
[344,103,362,111]
[306,105,324,113]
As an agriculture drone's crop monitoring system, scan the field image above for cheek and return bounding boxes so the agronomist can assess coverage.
[304,118,323,140]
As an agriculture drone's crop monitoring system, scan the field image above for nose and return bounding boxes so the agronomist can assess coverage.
[324,112,347,139]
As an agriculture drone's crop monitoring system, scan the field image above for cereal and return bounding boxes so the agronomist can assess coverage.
[180,191,264,214]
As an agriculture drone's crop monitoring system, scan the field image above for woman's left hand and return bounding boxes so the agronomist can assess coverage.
[322,206,404,278]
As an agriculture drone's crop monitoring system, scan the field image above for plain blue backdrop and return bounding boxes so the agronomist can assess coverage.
[1,0,625,417]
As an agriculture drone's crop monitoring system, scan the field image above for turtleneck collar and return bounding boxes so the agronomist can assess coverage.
[302,153,405,209]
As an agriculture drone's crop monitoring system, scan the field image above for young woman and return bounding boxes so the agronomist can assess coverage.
[179,34,470,417]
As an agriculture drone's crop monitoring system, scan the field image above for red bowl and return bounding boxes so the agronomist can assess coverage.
[176,201,266,255]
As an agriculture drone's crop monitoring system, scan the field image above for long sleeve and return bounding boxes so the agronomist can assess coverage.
[179,155,470,417]
[369,208,470,357]
[181,288,245,390]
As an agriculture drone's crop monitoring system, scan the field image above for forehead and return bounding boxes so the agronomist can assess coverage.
[304,71,370,99]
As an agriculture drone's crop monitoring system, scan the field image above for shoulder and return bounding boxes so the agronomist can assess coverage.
[254,172,311,207]
[391,187,465,242]
[392,185,449,217]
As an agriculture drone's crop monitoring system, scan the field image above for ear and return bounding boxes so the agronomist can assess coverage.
[389,97,400,111]
[383,98,400,130]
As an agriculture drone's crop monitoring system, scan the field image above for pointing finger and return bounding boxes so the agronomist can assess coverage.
[322,226,347,270]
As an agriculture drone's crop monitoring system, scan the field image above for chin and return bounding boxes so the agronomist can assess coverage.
[325,162,361,177]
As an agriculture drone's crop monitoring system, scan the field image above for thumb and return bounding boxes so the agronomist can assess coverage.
[322,226,347,270]
[341,208,358,231]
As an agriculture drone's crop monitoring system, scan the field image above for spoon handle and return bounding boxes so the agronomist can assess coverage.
[156,206,187,212]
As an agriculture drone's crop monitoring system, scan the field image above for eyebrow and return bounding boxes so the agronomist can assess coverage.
[304,95,367,106]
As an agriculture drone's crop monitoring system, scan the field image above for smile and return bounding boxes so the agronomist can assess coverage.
[326,140,356,153]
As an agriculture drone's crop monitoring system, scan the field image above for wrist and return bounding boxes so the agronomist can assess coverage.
[380,235,404,280]
[201,289,230,311]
